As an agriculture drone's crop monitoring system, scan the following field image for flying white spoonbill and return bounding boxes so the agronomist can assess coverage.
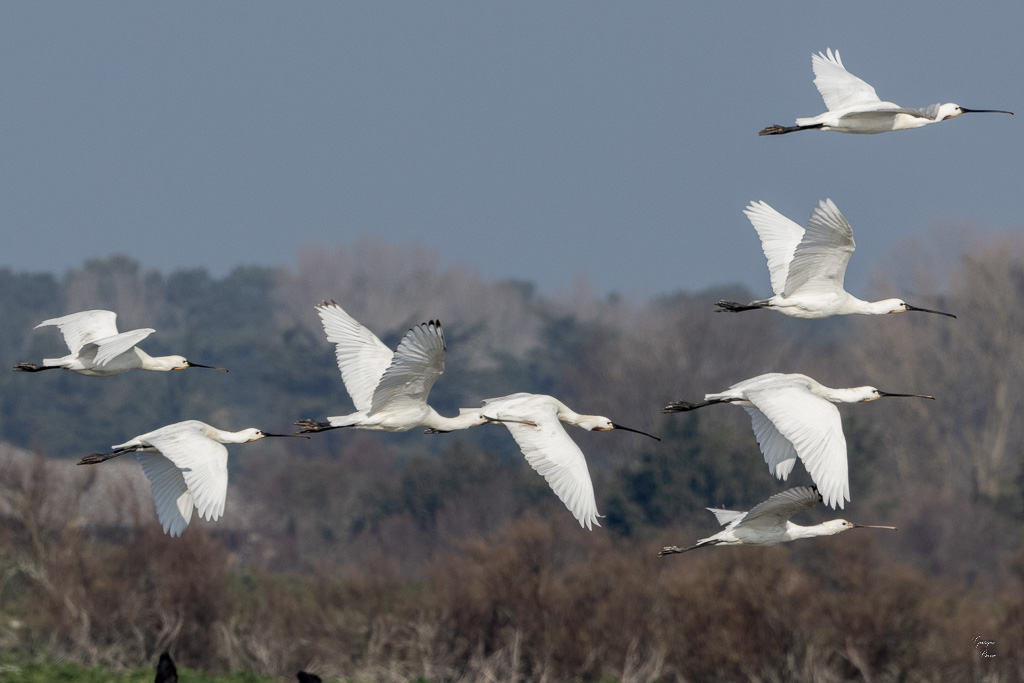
[427,392,660,530]
[759,48,1012,135]
[663,373,935,509]
[658,486,896,555]
[715,199,957,319]
[13,310,226,376]
[78,420,306,537]
[294,301,534,435]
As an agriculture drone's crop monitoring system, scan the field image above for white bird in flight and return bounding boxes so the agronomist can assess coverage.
[663,373,935,509]
[294,301,533,434]
[715,199,957,319]
[658,486,896,555]
[430,392,660,530]
[759,48,1012,135]
[13,310,227,376]
[78,420,305,537]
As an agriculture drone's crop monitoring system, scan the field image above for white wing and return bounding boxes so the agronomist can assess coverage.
[738,486,823,530]
[137,421,230,524]
[744,382,849,509]
[369,321,446,415]
[729,372,788,393]
[482,392,536,409]
[707,507,746,529]
[135,452,194,537]
[743,407,798,480]
[812,49,881,112]
[744,201,804,297]
[36,310,121,354]
[783,199,856,298]
[485,396,599,530]
[906,104,941,120]
[90,328,156,366]
[316,301,394,412]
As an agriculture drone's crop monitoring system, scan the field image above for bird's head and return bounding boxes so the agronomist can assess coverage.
[241,428,267,442]
[864,387,936,402]
[938,103,966,121]
[850,386,884,402]
[833,520,898,533]
[170,356,228,371]
[245,428,309,442]
[579,415,660,441]
[886,299,956,318]
[939,103,1013,120]
[822,519,856,536]
[579,415,615,431]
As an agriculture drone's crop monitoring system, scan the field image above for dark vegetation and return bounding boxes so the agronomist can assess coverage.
[0,236,1022,681]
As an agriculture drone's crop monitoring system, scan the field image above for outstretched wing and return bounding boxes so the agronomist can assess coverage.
[90,328,156,366]
[316,301,394,412]
[744,381,849,509]
[744,201,805,297]
[783,199,856,297]
[140,421,230,525]
[739,486,823,530]
[136,452,194,537]
[707,507,747,529]
[369,321,446,415]
[487,396,600,530]
[36,310,121,354]
[812,49,881,112]
[743,407,798,481]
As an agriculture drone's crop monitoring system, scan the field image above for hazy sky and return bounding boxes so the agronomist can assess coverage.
[1,2,1021,297]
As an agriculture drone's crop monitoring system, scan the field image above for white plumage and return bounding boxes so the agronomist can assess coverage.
[79,420,299,536]
[659,486,896,555]
[760,48,1012,135]
[476,393,659,530]
[716,200,956,319]
[14,309,225,375]
[295,301,491,434]
[664,373,935,509]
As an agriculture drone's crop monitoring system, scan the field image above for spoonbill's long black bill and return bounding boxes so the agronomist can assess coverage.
[611,423,661,441]
[904,304,956,318]
[186,362,228,371]
[959,108,1013,115]
[876,391,935,400]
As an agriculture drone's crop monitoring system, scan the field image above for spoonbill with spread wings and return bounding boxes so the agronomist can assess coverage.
[78,420,305,536]
[658,486,896,555]
[428,392,659,530]
[13,310,226,376]
[715,200,957,319]
[293,301,533,435]
[759,48,1012,135]
[663,373,935,508]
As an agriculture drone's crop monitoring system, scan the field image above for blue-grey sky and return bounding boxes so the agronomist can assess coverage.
[1,2,1021,297]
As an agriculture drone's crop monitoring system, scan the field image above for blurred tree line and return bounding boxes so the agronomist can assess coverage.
[0,233,1021,680]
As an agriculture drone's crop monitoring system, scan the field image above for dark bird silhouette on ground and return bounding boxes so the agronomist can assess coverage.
[155,651,177,683]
